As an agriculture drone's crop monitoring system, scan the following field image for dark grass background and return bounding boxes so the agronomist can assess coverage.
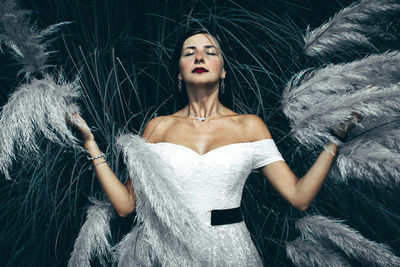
[1,0,400,266]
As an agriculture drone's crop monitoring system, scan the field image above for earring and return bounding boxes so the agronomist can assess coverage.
[220,78,225,94]
[178,79,182,93]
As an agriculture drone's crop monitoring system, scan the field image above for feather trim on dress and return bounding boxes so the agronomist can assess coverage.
[115,134,221,266]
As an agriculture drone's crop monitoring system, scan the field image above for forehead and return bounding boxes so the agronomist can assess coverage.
[182,33,221,49]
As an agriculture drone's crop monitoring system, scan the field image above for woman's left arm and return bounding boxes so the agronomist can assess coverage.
[260,142,338,211]
[246,114,359,211]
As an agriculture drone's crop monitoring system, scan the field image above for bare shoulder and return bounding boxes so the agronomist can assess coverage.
[238,114,272,140]
[141,115,175,142]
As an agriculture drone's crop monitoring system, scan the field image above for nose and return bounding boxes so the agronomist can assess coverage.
[194,51,205,64]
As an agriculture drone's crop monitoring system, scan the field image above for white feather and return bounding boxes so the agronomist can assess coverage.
[296,215,400,266]
[304,0,400,56]
[0,75,82,179]
[68,199,114,267]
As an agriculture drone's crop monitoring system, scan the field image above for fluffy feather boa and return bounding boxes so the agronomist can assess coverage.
[70,134,221,266]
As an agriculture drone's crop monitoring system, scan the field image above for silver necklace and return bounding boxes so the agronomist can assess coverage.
[187,104,221,122]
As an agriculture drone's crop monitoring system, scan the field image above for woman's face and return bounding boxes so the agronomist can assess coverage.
[178,33,226,88]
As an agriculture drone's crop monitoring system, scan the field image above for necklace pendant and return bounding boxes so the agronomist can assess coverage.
[195,116,206,122]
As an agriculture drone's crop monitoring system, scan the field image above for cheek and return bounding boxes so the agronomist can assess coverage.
[178,58,182,71]
[179,59,191,73]
[212,58,224,71]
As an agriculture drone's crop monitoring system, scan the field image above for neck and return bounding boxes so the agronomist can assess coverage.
[186,83,221,118]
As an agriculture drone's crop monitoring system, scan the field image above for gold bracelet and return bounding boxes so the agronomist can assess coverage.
[93,160,108,168]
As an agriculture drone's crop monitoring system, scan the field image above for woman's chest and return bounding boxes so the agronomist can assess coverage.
[147,142,253,186]
[159,118,249,156]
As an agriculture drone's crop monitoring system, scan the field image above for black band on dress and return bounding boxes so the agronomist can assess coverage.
[211,207,243,226]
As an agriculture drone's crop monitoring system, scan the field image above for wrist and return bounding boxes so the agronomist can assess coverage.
[84,140,100,152]
[324,142,340,156]
[83,133,95,144]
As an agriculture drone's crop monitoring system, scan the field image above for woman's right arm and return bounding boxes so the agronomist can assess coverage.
[68,113,136,217]
[85,140,136,217]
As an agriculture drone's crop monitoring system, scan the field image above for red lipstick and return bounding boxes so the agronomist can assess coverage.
[192,67,208,73]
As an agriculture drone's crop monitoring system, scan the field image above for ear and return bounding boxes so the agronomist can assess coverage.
[221,68,226,79]
[178,73,182,80]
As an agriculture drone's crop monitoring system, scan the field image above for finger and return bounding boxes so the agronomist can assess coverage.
[66,113,84,128]
[65,113,74,126]
[69,113,85,125]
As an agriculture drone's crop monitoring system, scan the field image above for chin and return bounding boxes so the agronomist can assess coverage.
[187,78,219,87]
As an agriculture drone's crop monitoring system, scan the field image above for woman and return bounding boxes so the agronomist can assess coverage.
[70,28,357,266]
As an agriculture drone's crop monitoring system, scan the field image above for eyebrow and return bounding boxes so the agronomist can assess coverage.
[183,45,217,51]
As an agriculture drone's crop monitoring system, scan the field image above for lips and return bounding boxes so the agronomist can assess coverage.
[192,67,209,73]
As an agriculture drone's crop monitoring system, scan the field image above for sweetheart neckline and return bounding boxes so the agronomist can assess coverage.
[145,139,273,157]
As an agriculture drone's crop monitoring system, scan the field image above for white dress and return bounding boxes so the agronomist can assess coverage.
[115,135,285,267]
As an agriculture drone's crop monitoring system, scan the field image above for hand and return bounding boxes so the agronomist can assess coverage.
[66,112,95,145]
[333,112,362,139]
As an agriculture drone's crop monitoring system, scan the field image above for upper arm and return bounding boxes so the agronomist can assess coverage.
[122,116,167,215]
[125,178,136,211]
[260,161,298,206]
[120,116,166,215]
[245,115,299,206]
[141,116,166,142]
